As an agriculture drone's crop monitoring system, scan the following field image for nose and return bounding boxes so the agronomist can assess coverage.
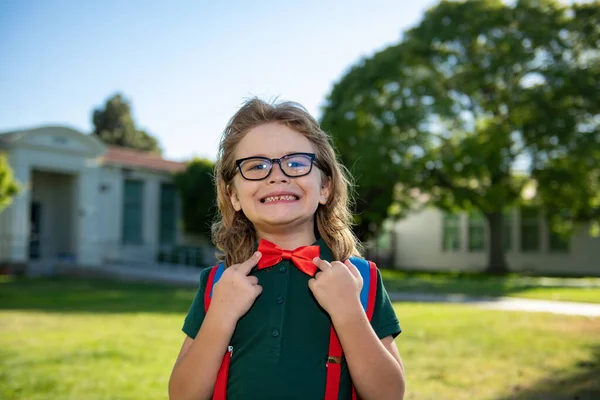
[268,162,289,184]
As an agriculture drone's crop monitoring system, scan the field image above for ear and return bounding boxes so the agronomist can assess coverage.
[319,177,331,205]
[228,184,242,211]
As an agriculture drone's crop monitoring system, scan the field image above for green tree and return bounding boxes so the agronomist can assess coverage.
[92,93,162,153]
[174,158,217,240]
[0,154,19,212]
[321,0,600,273]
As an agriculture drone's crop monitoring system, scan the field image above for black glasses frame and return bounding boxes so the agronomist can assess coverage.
[235,152,318,181]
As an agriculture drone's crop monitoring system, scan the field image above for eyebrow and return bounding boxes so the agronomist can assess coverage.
[237,152,310,159]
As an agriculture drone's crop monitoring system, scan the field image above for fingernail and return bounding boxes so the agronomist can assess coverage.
[254,251,261,257]
[313,257,319,264]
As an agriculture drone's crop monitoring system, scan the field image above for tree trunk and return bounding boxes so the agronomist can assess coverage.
[485,212,509,274]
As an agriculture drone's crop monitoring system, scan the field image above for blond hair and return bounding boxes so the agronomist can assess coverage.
[212,98,361,266]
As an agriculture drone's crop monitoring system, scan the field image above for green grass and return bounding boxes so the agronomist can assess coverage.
[1,277,599,400]
[381,269,600,303]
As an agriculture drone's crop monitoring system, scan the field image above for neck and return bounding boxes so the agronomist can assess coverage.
[256,225,317,250]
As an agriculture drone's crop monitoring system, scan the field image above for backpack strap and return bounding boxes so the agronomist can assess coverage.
[351,257,378,320]
[204,262,230,400]
[204,262,225,313]
[324,257,378,400]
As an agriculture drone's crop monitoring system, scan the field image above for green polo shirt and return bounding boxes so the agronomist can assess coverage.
[182,239,401,400]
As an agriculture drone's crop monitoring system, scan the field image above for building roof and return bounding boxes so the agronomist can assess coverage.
[103,146,186,173]
[0,126,186,173]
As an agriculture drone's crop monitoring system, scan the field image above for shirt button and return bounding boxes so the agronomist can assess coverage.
[279,265,287,273]
[271,329,280,337]
[277,296,284,305]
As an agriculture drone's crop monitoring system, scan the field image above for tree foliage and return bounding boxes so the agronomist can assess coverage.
[321,0,600,273]
[92,93,162,153]
[174,158,217,240]
[0,153,19,212]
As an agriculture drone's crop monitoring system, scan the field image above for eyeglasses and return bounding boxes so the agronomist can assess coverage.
[235,152,318,181]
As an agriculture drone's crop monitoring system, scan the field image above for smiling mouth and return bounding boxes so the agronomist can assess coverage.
[261,195,299,203]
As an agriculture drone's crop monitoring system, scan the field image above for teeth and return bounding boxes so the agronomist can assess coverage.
[263,195,298,202]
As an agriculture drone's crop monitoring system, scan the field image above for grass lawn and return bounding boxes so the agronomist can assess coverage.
[380,269,600,304]
[1,276,599,400]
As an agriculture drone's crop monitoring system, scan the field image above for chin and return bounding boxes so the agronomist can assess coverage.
[255,213,313,228]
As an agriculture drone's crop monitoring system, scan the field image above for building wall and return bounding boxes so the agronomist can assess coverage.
[97,166,182,265]
[0,127,188,268]
[392,207,600,276]
[3,127,103,265]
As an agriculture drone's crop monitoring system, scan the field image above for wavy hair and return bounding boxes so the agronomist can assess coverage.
[211,97,361,266]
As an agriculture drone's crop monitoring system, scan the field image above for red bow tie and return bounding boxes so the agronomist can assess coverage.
[256,239,320,276]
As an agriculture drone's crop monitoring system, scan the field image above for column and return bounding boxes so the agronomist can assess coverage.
[7,163,31,262]
[75,166,102,266]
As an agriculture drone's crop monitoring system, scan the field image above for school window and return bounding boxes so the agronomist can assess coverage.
[468,211,485,252]
[520,206,540,252]
[443,213,461,251]
[549,229,570,253]
[504,209,512,251]
[122,180,144,245]
[159,183,177,246]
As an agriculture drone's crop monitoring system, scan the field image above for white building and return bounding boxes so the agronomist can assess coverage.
[391,207,600,276]
[0,126,193,270]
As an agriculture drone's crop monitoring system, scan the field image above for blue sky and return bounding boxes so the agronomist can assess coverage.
[0,0,436,161]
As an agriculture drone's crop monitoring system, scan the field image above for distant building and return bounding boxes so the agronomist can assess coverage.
[0,126,200,270]
[391,207,600,276]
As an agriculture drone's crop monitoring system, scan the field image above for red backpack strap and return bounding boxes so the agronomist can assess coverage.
[325,258,378,400]
[324,324,343,399]
[365,260,378,320]
[213,346,233,400]
[203,263,229,400]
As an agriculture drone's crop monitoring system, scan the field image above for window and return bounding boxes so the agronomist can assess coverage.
[443,213,461,251]
[468,211,485,251]
[520,207,540,251]
[122,180,144,245]
[159,183,177,246]
[504,209,512,251]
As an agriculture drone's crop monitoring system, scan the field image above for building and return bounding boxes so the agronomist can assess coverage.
[391,207,600,276]
[0,126,194,270]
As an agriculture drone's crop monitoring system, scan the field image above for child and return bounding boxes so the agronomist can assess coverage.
[169,98,405,400]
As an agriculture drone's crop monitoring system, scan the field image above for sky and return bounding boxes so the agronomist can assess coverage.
[0,0,437,162]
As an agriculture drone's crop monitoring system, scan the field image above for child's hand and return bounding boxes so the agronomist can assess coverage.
[208,252,263,326]
[308,258,363,321]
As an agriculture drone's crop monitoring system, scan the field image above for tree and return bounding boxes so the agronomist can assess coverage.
[174,158,217,240]
[0,154,19,212]
[92,93,162,153]
[321,0,600,273]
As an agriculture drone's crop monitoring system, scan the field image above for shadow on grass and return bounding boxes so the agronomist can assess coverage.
[494,343,600,400]
[0,276,198,314]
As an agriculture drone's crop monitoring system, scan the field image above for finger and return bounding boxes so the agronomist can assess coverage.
[247,275,259,285]
[254,285,263,296]
[331,261,345,270]
[237,251,262,275]
[344,259,360,278]
[313,257,332,271]
[314,271,322,280]
[308,278,317,292]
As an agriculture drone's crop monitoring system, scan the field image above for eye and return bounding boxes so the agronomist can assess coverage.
[249,163,268,170]
[285,155,311,168]
[286,160,307,168]
[242,160,269,172]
